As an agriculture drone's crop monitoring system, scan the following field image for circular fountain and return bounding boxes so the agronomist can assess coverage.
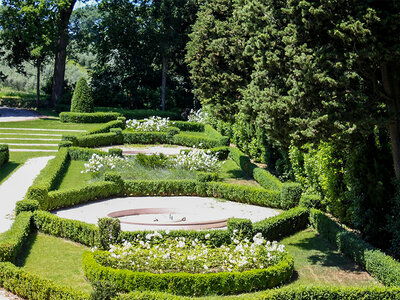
[107,207,228,230]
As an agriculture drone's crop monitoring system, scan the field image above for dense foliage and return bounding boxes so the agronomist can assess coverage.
[70,77,94,113]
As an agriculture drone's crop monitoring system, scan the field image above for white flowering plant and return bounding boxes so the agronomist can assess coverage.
[170,147,221,172]
[126,116,170,132]
[96,231,286,274]
[188,109,208,124]
[82,154,132,176]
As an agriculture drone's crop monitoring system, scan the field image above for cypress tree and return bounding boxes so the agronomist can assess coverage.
[70,77,94,113]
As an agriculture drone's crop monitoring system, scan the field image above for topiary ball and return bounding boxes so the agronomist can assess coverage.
[70,77,94,113]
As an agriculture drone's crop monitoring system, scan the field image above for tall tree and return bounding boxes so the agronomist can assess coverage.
[0,0,56,107]
[186,0,251,121]
[50,0,77,107]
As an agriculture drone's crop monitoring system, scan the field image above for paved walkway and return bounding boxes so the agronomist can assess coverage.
[0,156,53,233]
[0,289,22,300]
[0,107,40,123]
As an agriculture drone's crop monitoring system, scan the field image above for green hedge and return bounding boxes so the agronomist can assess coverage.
[310,209,400,287]
[123,131,170,145]
[0,262,89,300]
[86,120,124,135]
[171,121,204,132]
[173,126,229,148]
[229,148,282,191]
[33,210,99,247]
[60,111,120,123]
[0,144,9,167]
[15,199,39,215]
[64,132,123,148]
[0,212,32,263]
[253,207,309,241]
[29,148,70,191]
[114,286,400,300]
[95,107,182,120]
[46,181,121,210]
[67,147,109,161]
[123,180,281,208]
[83,251,294,296]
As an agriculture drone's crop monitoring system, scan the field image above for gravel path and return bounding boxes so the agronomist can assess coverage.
[54,196,281,231]
[0,156,54,233]
[0,107,40,123]
[0,289,22,300]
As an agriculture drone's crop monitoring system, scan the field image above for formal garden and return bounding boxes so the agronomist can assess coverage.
[1,0,400,299]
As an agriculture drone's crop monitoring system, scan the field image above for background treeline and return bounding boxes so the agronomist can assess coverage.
[186,0,400,256]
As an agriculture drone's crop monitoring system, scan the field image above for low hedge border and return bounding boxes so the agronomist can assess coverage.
[0,261,89,300]
[83,250,294,296]
[0,144,9,167]
[310,209,400,287]
[60,111,120,123]
[229,147,282,191]
[28,148,69,191]
[33,210,99,247]
[170,121,204,132]
[114,286,400,300]
[0,212,32,263]
[86,119,124,135]
[63,131,124,148]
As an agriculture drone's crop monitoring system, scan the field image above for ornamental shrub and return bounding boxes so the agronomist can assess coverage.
[98,218,121,250]
[71,77,94,113]
[280,182,303,209]
[15,199,39,215]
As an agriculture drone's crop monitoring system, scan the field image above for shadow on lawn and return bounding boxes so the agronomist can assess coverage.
[0,162,21,184]
[15,232,38,267]
[287,233,365,273]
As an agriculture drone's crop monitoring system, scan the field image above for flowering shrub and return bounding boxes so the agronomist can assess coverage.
[126,116,170,132]
[82,154,131,175]
[171,147,221,172]
[188,109,208,123]
[97,231,286,274]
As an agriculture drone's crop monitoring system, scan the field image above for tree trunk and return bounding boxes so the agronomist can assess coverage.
[381,62,400,180]
[36,60,41,109]
[50,0,76,107]
[161,55,167,111]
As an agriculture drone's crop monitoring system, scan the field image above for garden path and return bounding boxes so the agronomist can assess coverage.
[0,156,53,233]
[0,289,22,300]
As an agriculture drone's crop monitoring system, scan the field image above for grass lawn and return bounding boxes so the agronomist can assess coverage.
[281,228,380,287]
[56,160,92,190]
[16,233,93,294]
[220,159,259,186]
[0,119,99,131]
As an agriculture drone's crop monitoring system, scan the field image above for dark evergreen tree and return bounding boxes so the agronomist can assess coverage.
[71,77,94,113]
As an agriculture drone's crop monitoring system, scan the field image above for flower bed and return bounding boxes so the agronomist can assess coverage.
[98,231,286,274]
[83,232,294,296]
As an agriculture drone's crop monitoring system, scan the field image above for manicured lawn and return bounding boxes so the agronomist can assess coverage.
[220,159,259,186]
[0,119,99,130]
[16,233,93,294]
[56,160,92,190]
[281,229,380,287]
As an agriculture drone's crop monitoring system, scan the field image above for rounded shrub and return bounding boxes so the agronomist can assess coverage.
[71,77,94,113]
[280,182,303,209]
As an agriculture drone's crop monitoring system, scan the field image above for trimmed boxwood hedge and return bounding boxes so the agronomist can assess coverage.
[83,250,294,296]
[0,262,89,300]
[60,111,120,123]
[310,209,400,287]
[0,212,32,263]
[86,120,124,135]
[229,147,281,191]
[123,131,170,145]
[33,210,99,247]
[114,286,400,300]
[0,144,9,167]
[67,146,109,161]
[29,148,70,191]
[171,121,204,132]
[46,181,121,210]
